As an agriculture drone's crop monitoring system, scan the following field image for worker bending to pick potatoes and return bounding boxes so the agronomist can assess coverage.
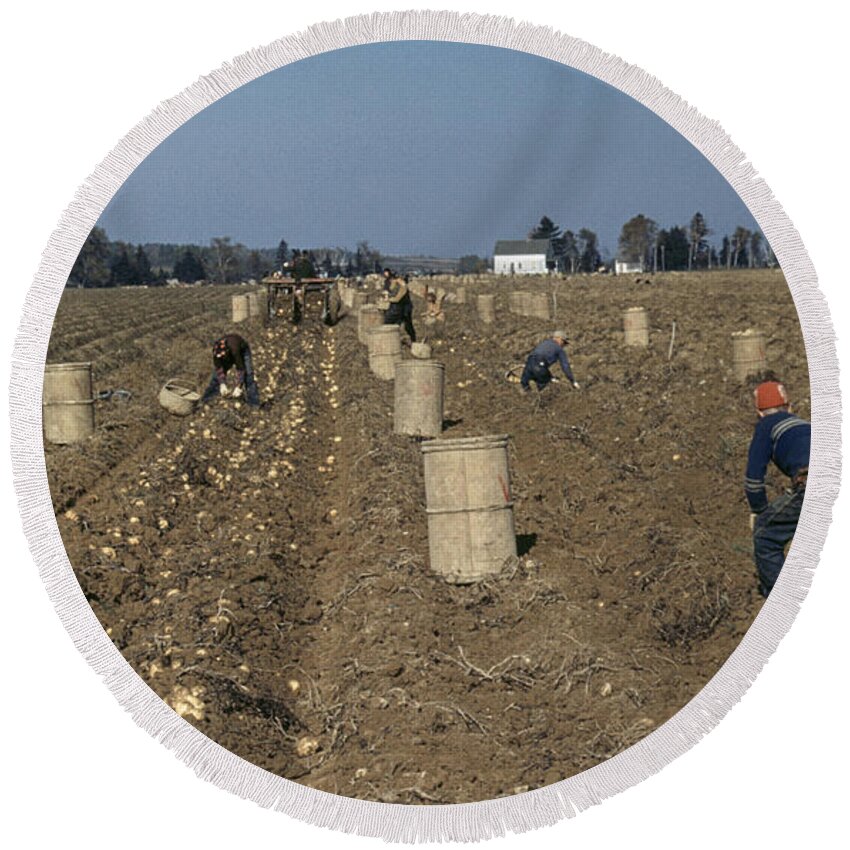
[423,290,446,325]
[201,333,260,407]
[520,331,580,393]
[744,379,810,597]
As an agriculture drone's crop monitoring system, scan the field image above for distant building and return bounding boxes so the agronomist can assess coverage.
[615,260,644,275]
[493,240,552,275]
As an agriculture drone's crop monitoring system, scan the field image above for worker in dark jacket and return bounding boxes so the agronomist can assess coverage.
[745,380,810,596]
[520,331,580,392]
[292,251,316,282]
[201,334,260,407]
[383,274,416,342]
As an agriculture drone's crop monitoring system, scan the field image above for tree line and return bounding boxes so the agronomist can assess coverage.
[527,213,775,273]
[68,228,384,287]
[616,212,775,271]
[528,217,604,274]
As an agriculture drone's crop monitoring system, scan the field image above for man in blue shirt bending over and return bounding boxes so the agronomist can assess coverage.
[745,380,810,597]
[520,331,581,393]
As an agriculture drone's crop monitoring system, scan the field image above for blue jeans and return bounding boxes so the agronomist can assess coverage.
[520,356,552,391]
[752,488,805,596]
[201,348,260,407]
[242,350,260,406]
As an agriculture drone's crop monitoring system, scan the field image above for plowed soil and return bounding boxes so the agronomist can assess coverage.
[46,270,808,803]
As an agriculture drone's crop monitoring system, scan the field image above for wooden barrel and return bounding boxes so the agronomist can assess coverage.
[732,329,767,381]
[455,286,467,305]
[367,325,402,380]
[246,291,262,318]
[421,435,517,583]
[350,291,369,312]
[43,362,95,444]
[231,294,250,322]
[527,292,551,321]
[394,360,444,437]
[477,294,496,324]
[358,304,384,344]
[508,291,525,315]
[340,286,354,309]
[623,306,649,347]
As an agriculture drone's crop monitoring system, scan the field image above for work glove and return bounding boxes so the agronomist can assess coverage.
[232,385,244,399]
[572,381,581,390]
[749,513,758,531]
[219,384,230,398]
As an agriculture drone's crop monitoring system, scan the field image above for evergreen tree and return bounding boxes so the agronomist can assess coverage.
[134,245,153,284]
[529,216,563,270]
[659,226,690,270]
[528,216,561,241]
[577,228,601,272]
[69,226,111,287]
[174,249,206,282]
[109,244,135,286]
[275,238,289,269]
[721,235,732,268]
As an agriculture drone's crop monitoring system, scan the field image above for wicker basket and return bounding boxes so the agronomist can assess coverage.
[159,379,200,416]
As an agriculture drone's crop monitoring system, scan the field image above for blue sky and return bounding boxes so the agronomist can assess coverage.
[97,41,758,258]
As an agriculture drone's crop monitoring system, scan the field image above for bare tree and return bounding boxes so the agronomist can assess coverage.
[731,226,751,268]
[749,231,763,268]
[688,212,710,269]
[210,236,244,284]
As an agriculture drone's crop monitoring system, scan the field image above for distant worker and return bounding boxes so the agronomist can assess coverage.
[201,334,260,407]
[293,251,315,283]
[383,274,417,342]
[520,331,580,392]
[423,290,446,325]
[745,380,810,597]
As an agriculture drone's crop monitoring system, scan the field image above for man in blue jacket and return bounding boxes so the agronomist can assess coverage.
[745,380,810,597]
[520,331,580,393]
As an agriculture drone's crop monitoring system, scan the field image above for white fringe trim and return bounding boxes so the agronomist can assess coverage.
[8,9,840,843]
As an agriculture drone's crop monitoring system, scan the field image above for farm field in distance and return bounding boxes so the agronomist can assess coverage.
[45,269,808,803]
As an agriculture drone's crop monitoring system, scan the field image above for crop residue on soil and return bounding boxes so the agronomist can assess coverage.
[45,270,808,804]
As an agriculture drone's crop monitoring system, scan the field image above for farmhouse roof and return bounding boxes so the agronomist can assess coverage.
[493,239,551,256]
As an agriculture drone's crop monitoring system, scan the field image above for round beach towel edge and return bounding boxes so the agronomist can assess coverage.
[8,9,841,843]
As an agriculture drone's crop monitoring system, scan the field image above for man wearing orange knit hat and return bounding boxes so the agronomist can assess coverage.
[744,380,810,597]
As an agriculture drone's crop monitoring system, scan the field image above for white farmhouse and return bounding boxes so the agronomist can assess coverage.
[493,240,552,275]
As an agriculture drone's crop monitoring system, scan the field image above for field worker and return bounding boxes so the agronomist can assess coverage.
[383,274,417,342]
[292,250,315,282]
[745,379,810,597]
[520,331,580,392]
[423,290,446,325]
[201,334,260,407]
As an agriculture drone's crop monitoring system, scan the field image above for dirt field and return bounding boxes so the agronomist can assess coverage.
[45,269,808,803]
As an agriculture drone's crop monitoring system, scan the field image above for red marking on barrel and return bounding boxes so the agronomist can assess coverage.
[498,474,510,503]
